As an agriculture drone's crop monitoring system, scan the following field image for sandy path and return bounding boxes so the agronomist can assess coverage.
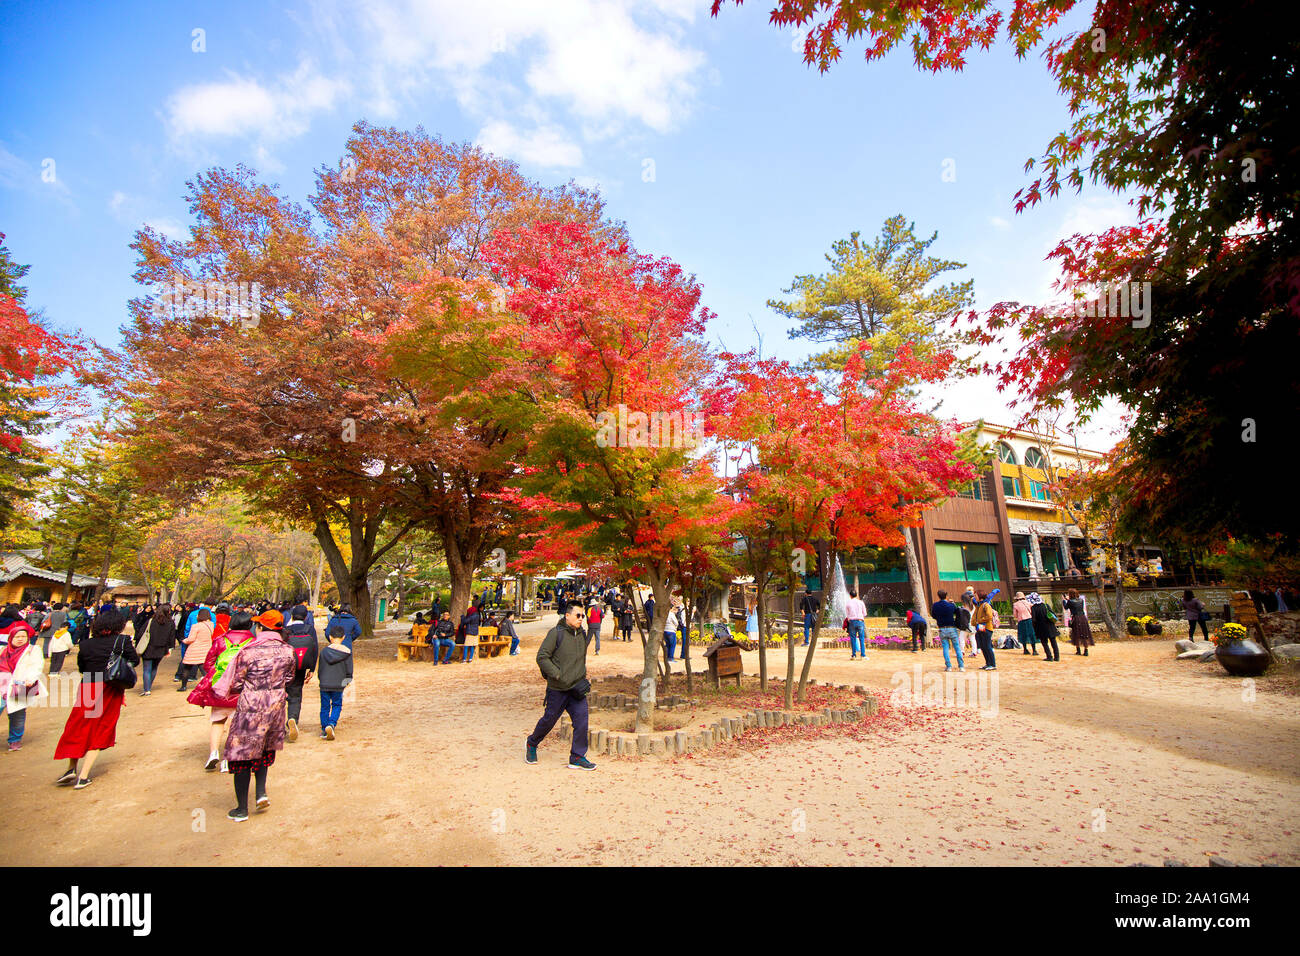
[3,622,1296,866]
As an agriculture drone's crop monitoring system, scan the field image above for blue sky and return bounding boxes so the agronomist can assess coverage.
[0,0,1130,447]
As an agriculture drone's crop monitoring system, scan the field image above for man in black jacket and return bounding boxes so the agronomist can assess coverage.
[283,606,319,742]
[432,611,456,665]
[526,601,595,770]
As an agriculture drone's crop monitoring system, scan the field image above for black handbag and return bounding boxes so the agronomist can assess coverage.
[105,634,138,690]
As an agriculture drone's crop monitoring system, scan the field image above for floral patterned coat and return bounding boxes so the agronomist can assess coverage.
[186,630,249,710]
[213,634,296,761]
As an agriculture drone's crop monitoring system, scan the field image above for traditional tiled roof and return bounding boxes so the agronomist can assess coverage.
[1,552,104,588]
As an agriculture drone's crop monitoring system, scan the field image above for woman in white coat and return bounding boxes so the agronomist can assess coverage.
[0,626,46,751]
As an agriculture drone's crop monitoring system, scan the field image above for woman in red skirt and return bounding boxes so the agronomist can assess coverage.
[54,606,139,790]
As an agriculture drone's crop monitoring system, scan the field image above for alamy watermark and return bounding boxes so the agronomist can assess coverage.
[888,663,999,718]
[594,404,703,449]
[1068,280,1153,328]
[149,277,262,328]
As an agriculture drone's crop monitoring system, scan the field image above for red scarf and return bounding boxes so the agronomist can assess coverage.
[0,633,31,673]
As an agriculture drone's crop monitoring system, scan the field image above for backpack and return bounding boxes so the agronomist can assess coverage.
[292,644,309,669]
[211,636,251,685]
[956,606,971,629]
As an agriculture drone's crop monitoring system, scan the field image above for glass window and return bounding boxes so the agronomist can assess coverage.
[1002,475,1022,498]
[936,543,966,580]
[1024,447,1048,469]
[957,472,992,500]
[963,544,999,581]
[1028,480,1050,501]
[936,542,1000,581]
[995,442,1017,465]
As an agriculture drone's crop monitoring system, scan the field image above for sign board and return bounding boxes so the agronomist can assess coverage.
[715,646,742,677]
[709,645,743,688]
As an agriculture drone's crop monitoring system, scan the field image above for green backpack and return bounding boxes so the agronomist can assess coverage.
[211,637,251,685]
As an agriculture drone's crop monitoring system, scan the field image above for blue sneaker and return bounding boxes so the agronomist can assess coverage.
[567,755,596,771]
[525,745,538,765]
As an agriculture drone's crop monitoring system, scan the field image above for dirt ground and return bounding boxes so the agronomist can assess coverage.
[3,620,1297,866]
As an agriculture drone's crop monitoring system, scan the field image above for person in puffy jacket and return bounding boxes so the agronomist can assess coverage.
[325,605,362,649]
[178,609,214,691]
[214,612,296,822]
[525,601,594,770]
[282,607,318,742]
[432,611,456,665]
[316,626,353,739]
[187,613,252,773]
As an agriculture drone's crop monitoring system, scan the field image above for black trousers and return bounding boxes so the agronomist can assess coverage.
[1039,633,1060,661]
[975,630,997,668]
[286,680,304,722]
[910,623,928,650]
[527,688,588,759]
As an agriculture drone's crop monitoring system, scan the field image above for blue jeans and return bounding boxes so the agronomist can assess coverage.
[803,611,815,645]
[141,658,158,693]
[510,636,520,655]
[848,619,866,656]
[7,708,26,745]
[319,690,343,730]
[463,645,476,662]
[527,687,588,760]
[664,632,677,660]
[435,638,454,663]
[938,627,964,669]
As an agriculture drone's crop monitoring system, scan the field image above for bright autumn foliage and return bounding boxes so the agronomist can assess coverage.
[0,233,84,534]
[715,0,1300,546]
[705,342,972,703]
[483,221,728,734]
[121,124,606,634]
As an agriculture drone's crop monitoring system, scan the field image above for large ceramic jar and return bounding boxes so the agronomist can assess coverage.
[1214,639,1270,677]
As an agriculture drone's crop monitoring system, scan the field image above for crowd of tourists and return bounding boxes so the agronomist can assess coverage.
[0,595,359,822]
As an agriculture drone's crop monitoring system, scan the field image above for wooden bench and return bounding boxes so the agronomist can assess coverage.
[475,626,511,658]
[440,627,511,662]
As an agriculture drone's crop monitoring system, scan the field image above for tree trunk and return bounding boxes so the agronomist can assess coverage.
[311,551,324,608]
[784,579,796,709]
[92,490,129,603]
[637,570,670,735]
[62,532,83,602]
[901,524,928,623]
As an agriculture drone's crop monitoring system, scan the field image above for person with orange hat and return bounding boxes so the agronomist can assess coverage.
[214,609,296,822]
[186,610,258,773]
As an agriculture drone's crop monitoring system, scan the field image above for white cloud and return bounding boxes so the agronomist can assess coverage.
[989,215,1010,230]
[106,190,188,239]
[477,121,584,168]
[163,61,349,149]
[352,0,707,139]
[156,0,709,172]
[144,217,188,240]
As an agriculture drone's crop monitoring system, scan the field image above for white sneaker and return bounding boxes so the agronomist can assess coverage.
[220,760,229,774]
[204,753,219,771]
